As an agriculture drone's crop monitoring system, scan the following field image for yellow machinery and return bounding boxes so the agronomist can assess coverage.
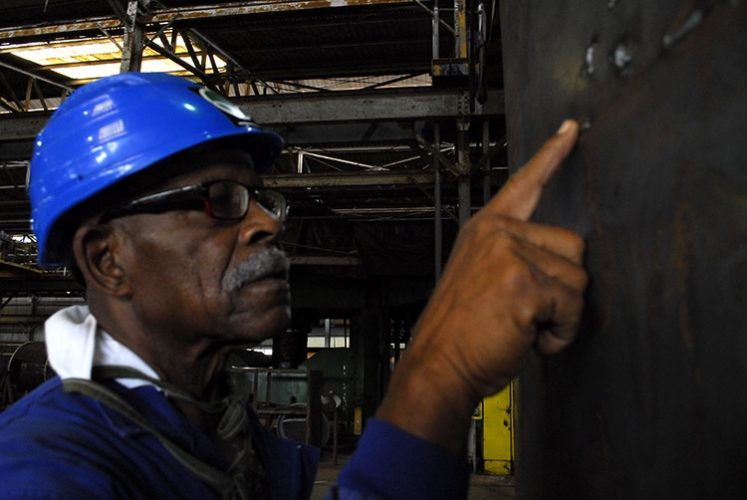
[479,382,515,475]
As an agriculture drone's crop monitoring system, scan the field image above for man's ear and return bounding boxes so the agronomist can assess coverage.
[72,223,133,297]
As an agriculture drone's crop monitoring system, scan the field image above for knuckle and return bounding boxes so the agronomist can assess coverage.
[564,264,589,292]
[492,229,519,255]
[555,226,584,249]
[461,215,511,246]
[499,257,537,299]
[569,233,586,257]
[470,214,502,234]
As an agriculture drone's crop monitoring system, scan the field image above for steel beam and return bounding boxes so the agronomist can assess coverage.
[0,142,33,160]
[263,171,435,188]
[0,61,73,92]
[0,171,445,229]
[0,89,504,142]
[269,121,422,147]
[0,0,412,41]
[0,113,52,141]
[0,259,41,276]
[239,89,503,124]
[0,121,415,159]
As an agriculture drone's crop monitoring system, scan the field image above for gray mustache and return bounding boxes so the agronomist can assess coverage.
[222,247,289,292]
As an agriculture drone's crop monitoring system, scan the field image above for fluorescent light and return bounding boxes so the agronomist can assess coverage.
[2,32,225,81]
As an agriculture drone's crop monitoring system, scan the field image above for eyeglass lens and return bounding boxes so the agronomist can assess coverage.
[255,190,286,220]
[207,181,285,220]
[208,181,249,219]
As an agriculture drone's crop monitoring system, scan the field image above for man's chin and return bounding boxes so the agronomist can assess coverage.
[226,304,291,344]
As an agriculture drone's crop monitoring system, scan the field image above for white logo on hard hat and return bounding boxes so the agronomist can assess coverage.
[198,87,252,122]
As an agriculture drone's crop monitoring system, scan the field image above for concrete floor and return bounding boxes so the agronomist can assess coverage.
[310,456,515,499]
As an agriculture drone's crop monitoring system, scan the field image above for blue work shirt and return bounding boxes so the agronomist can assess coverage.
[0,377,317,499]
[0,377,469,499]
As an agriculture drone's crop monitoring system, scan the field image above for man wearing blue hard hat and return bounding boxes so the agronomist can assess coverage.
[0,73,586,499]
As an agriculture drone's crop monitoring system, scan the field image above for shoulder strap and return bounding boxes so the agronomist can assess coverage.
[91,365,251,441]
[91,365,226,412]
[62,377,249,499]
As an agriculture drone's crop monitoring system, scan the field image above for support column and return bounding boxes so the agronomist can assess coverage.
[482,120,491,205]
[324,318,331,348]
[271,317,310,369]
[352,306,385,424]
[120,0,149,72]
[433,122,443,281]
[458,175,471,226]
[454,0,468,59]
[432,4,440,60]
[456,118,471,226]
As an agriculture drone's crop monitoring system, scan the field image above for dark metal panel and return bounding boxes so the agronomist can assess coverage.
[500,2,747,499]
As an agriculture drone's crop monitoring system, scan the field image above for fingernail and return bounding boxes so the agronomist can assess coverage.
[556,120,573,135]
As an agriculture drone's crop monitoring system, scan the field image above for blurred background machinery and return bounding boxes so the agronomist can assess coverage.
[0,341,52,408]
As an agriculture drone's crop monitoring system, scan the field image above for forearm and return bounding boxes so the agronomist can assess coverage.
[375,334,487,455]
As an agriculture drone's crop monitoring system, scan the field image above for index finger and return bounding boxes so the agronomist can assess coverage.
[488,120,579,221]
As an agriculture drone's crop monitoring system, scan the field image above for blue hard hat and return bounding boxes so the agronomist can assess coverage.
[29,72,284,267]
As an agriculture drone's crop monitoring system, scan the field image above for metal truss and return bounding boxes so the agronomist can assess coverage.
[0,61,71,114]
[0,0,420,100]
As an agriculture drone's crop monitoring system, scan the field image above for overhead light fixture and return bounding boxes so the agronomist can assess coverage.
[1,32,225,82]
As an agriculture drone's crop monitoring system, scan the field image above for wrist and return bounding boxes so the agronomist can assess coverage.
[376,344,479,455]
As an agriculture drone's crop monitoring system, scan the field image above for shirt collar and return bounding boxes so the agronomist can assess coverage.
[45,305,160,389]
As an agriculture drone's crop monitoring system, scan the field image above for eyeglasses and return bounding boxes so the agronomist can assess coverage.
[100,180,287,223]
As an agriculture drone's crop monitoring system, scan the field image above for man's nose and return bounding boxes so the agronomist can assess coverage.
[237,198,283,246]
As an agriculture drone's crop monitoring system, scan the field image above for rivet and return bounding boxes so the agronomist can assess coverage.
[584,44,596,76]
[612,43,633,70]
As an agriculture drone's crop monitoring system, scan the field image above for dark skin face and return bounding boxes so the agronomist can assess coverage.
[72,149,290,412]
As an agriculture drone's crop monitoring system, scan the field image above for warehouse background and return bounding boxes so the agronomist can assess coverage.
[0,0,513,494]
[0,1,745,498]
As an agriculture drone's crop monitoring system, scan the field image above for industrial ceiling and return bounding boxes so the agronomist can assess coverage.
[0,0,505,306]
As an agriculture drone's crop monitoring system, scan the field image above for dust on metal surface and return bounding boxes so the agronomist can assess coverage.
[500,1,747,498]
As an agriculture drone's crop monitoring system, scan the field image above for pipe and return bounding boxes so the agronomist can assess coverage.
[482,121,491,204]
[434,122,442,280]
[432,5,440,59]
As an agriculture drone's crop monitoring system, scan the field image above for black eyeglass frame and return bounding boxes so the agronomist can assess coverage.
[99,180,287,224]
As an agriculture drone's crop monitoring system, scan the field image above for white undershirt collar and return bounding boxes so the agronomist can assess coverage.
[45,305,160,389]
